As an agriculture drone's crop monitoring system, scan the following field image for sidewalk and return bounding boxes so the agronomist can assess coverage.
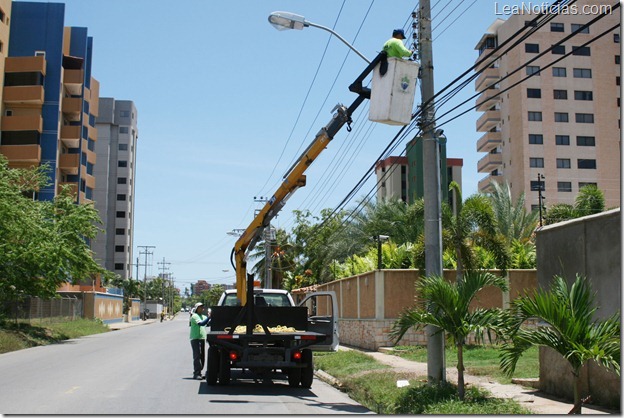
[108,318,157,330]
[323,345,616,415]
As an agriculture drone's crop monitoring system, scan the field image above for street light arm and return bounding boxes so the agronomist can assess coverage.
[305,21,371,64]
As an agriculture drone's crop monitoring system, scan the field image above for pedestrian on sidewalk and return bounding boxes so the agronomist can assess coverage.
[189,302,210,379]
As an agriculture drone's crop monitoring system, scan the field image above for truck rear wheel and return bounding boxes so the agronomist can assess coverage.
[287,367,301,387]
[218,350,231,385]
[300,349,313,388]
[206,346,219,385]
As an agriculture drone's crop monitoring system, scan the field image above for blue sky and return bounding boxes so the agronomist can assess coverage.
[57,0,521,292]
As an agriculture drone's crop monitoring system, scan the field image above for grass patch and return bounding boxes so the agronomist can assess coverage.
[391,344,539,384]
[314,350,533,414]
[0,318,109,354]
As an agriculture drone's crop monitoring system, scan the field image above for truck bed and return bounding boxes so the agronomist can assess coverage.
[209,305,309,332]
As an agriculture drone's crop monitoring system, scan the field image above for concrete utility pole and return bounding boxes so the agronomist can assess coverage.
[254,196,273,289]
[417,0,446,384]
[158,257,171,313]
[138,245,155,316]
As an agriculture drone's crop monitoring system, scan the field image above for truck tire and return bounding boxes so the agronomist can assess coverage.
[218,350,231,385]
[300,349,313,388]
[287,367,301,387]
[206,347,219,385]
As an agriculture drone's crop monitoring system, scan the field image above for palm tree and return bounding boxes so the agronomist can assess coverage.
[390,271,509,400]
[488,181,538,244]
[499,274,620,414]
[544,185,606,225]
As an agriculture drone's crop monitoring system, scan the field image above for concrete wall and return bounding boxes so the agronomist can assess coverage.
[536,209,621,407]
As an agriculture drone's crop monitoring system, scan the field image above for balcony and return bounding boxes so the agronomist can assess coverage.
[63,69,84,96]
[478,173,503,192]
[475,88,500,112]
[85,173,95,190]
[477,152,502,173]
[475,66,500,90]
[62,97,82,121]
[87,124,97,142]
[82,139,97,165]
[60,125,81,148]
[1,115,43,132]
[476,131,502,153]
[5,55,46,75]
[3,86,44,105]
[476,109,501,132]
[0,144,41,165]
[59,153,80,175]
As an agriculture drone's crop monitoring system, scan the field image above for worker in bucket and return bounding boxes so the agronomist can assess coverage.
[382,28,414,59]
[189,302,211,379]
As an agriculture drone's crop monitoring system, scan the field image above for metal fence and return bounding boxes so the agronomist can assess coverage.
[0,296,83,324]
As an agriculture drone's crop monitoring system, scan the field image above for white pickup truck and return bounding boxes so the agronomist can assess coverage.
[205,288,338,387]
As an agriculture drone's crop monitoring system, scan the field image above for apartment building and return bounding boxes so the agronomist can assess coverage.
[0,2,99,204]
[475,0,621,211]
[94,99,139,280]
[0,0,11,112]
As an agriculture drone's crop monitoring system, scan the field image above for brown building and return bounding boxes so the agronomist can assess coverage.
[474,0,620,211]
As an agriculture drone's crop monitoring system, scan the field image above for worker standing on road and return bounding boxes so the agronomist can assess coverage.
[189,302,210,380]
[382,29,414,59]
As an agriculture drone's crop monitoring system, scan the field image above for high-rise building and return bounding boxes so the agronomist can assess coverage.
[474,0,620,211]
[94,99,139,280]
[0,2,99,204]
[0,0,12,111]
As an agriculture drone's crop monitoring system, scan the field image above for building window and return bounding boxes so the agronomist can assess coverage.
[616,55,621,65]
[558,182,572,192]
[120,111,130,117]
[554,112,569,122]
[576,136,596,146]
[615,33,620,43]
[118,177,127,184]
[552,67,567,77]
[574,91,593,101]
[553,89,568,100]
[528,111,542,121]
[119,143,128,151]
[571,23,589,34]
[115,245,124,253]
[575,113,594,123]
[573,68,592,78]
[557,158,571,168]
[529,134,543,144]
[551,44,565,55]
[120,127,129,134]
[115,228,125,235]
[572,46,591,56]
[526,65,540,76]
[550,22,564,32]
[530,157,544,168]
[527,88,542,98]
[525,43,539,53]
[617,77,621,86]
[556,135,570,145]
[578,159,596,169]
[579,182,597,188]
[530,181,544,191]
[117,194,127,201]
[116,211,125,218]
[118,160,128,168]
[114,263,124,271]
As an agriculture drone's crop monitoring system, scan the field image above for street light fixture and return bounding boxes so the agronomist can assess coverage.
[268,11,371,64]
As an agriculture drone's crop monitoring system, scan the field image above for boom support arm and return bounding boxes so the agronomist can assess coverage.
[231,52,386,305]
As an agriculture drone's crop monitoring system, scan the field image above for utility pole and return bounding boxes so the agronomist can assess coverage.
[138,245,155,318]
[158,257,171,315]
[537,173,545,227]
[254,196,273,289]
[417,0,446,384]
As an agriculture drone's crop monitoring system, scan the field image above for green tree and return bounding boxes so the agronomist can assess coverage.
[0,158,113,303]
[544,185,606,225]
[390,271,509,400]
[488,181,538,244]
[500,274,620,414]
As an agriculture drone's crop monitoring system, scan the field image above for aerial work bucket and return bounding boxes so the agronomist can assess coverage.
[369,58,420,126]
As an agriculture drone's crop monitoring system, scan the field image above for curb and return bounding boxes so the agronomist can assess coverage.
[314,369,343,388]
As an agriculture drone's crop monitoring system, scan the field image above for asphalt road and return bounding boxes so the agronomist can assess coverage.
[0,315,371,414]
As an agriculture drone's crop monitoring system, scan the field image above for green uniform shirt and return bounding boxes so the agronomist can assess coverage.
[382,38,412,58]
[189,313,208,340]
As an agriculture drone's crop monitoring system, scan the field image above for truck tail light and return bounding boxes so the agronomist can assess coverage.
[292,350,302,361]
[229,351,238,361]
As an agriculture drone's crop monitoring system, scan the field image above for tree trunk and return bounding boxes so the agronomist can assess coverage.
[568,371,582,414]
[457,343,465,401]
